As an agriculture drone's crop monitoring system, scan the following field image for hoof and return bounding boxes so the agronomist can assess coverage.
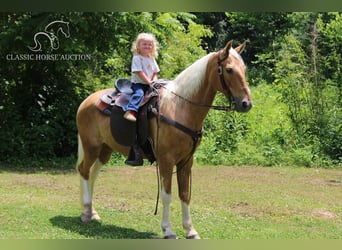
[186,234,200,239]
[164,234,177,239]
[91,212,101,221]
[81,211,101,223]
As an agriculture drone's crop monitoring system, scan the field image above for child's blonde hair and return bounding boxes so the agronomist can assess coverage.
[131,33,159,59]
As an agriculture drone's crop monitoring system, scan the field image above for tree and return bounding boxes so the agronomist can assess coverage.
[273,12,342,164]
[0,12,211,162]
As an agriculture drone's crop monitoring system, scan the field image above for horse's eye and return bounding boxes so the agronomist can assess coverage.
[226,67,233,74]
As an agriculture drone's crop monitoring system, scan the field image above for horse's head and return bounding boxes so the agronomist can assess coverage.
[216,40,252,113]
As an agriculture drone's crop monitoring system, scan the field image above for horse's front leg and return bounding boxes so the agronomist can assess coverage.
[181,201,200,239]
[177,158,200,239]
[159,166,177,239]
[161,188,177,239]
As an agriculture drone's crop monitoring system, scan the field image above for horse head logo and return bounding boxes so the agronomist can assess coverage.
[28,20,70,52]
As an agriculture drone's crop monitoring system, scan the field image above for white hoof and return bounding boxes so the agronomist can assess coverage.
[81,211,101,223]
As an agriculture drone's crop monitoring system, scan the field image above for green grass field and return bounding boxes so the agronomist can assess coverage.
[0,165,341,239]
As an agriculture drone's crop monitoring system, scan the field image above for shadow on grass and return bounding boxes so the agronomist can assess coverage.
[50,215,160,239]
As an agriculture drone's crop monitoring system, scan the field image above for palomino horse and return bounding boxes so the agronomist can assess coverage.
[76,40,252,239]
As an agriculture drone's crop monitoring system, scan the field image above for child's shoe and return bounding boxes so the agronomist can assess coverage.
[124,110,137,122]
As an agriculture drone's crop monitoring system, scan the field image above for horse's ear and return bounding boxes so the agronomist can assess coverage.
[235,41,246,54]
[220,40,233,60]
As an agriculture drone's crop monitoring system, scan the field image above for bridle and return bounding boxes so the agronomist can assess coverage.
[217,49,235,110]
[158,49,235,112]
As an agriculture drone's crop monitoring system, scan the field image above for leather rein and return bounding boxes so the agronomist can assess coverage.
[160,50,234,112]
[152,49,234,151]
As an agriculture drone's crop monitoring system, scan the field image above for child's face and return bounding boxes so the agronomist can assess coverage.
[138,39,153,56]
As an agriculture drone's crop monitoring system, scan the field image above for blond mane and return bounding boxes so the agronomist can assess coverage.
[163,53,213,102]
[166,48,245,97]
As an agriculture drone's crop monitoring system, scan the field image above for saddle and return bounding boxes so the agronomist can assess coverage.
[98,79,148,113]
[96,78,168,163]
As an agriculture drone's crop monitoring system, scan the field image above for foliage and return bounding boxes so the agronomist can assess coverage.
[273,13,342,164]
[196,12,342,167]
[0,12,210,162]
[196,83,316,167]
[0,12,341,167]
[159,16,212,78]
[196,93,249,165]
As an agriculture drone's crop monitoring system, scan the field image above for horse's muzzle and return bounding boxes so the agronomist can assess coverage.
[234,98,252,113]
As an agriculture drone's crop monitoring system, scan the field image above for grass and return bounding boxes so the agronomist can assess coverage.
[0,164,342,239]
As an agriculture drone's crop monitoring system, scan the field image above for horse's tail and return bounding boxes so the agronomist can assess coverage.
[76,134,84,172]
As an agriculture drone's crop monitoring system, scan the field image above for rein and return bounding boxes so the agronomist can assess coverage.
[158,50,234,112]
[160,84,234,112]
[160,85,233,111]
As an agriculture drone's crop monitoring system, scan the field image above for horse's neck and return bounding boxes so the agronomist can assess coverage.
[161,53,217,130]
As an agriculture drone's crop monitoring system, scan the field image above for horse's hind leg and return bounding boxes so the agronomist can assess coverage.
[77,135,112,223]
[79,159,102,223]
[177,157,200,239]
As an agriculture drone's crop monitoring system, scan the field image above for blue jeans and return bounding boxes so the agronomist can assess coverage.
[123,83,147,112]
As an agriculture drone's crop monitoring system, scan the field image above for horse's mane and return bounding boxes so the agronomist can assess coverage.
[163,48,245,103]
[164,52,214,102]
